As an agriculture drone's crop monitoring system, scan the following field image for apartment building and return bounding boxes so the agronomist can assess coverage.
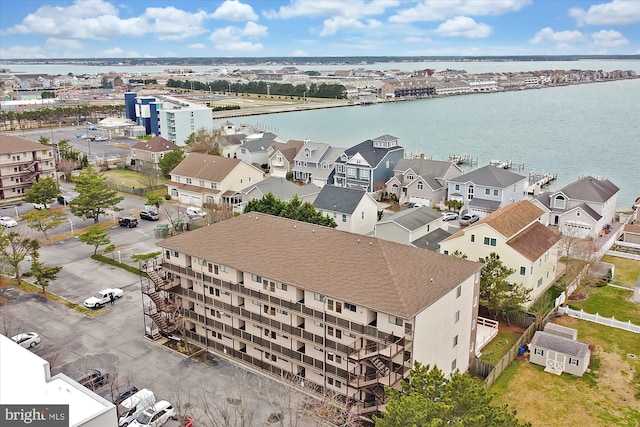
[149,213,482,415]
[0,135,56,202]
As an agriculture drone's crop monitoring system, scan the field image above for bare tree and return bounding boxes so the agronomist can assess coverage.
[0,306,24,337]
[161,204,189,233]
[138,164,161,190]
[187,127,222,155]
[57,158,78,181]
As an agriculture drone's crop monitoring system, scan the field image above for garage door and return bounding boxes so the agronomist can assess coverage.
[191,196,202,207]
[409,196,431,207]
[179,194,190,205]
[271,169,286,178]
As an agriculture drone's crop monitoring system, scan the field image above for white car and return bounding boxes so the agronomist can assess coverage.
[0,216,18,228]
[186,207,206,218]
[11,332,40,348]
[33,203,51,210]
[95,136,108,142]
[130,400,175,427]
[83,288,124,309]
[441,212,458,221]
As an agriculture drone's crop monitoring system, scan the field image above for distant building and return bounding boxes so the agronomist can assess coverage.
[0,135,56,202]
[131,136,180,171]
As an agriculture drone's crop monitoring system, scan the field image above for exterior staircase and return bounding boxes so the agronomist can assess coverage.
[371,357,389,375]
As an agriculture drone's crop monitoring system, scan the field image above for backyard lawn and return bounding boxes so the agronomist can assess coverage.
[569,285,640,325]
[491,316,640,427]
[103,169,144,187]
[601,255,640,288]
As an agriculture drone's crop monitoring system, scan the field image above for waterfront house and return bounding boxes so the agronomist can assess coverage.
[313,185,379,235]
[532,176,619,239]
[385,158,463,208]
[236,132,284,168]
[234,177,320,213]
[0,135,56,202]
[268,140,305,178]
[131,136,180,171]
[167,153,264,207]
[293,141,345,188]
[375,206,451,251]
[152,213,483,415]
[529,324,590,377]
[333,135,405,193]
[447,165,527,218]
[440,200,560,308]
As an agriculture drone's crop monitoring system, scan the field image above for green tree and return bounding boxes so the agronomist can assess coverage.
[22,209,67,240]
[38,136,51,145]
[374,362,530,427]
[146,193,163,208]
[30,255,63,293]
[479,252,531,322]
[79,224,111,255]
[445,199,463,212]
[0,231,40,286]
[244,193,337,227]
[70,165,123,223]
[23,177,59,208]
[159,149,185,178]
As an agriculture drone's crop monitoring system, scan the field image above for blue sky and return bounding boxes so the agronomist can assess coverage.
[1,0,639,59]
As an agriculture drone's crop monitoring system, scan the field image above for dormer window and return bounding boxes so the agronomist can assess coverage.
[554,195,566,209]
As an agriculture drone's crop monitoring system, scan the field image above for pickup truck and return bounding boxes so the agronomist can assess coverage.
[83,288,124,309]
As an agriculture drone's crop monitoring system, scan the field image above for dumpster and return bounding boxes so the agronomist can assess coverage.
[154,224,169,238]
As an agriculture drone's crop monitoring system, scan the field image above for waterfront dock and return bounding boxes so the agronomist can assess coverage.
[449,154,476,166]
[527,172,558,195]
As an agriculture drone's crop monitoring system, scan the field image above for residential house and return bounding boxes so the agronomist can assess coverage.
[167,153,264,207]
[385,158,463,208]
[131,136,180,171]
[237,132,284,167]
[313,185,379,235]
[152,213,483,415]
[440,200,560,308]
[532,176,620,239]
[334,135,405,193]
[0,135,56,202]
[529,323,590,377]
[268,140,305,178]
[235,177,321,212]
[447,165,527,218]
[293,141,345,188]
[375,206,451,251]
[219,133,245,159]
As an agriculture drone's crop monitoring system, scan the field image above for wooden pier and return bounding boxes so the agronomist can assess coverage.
[489,160,525,170]
[527,172,558,195]
[449,154,476,166]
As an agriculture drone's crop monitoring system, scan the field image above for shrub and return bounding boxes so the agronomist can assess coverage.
[164,194,172,200]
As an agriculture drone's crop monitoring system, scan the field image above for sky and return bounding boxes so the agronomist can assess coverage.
[1,0,640,59]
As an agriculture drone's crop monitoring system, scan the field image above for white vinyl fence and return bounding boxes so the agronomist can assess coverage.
[557,306,640,334]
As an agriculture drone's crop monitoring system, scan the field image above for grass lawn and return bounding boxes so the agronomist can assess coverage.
[601,255,640,288]
[103,169,144,187]
[479,327,523,365]
[569,284,640,325]
[491,316,640,427]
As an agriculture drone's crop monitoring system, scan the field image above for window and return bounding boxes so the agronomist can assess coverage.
[456,286,462,298]
[576,210,581,217]
[335,302,342,313]
[389,315,403,326]
[569,358,579,366]
[327,300,333,310]
[444,250,449,255]
[454,310,460,323]
[493,189,499,196]
[276,282,287,291]
[327,377,334,385]
[454,184,460,191]
[171,189,178,197]
[219,265,228,273]
[553,195,566,209]
[534,348,544,356]
[453,335,458,347]
[347,167,356,177]
[360,169,369,179]
[483,237,497,246]
[336,329,342,339]
[361,211,364,220]
[252,274,262,283]
[342,214,347,223]
[470,234,475,243]
[199,180,204,187]
[417,182,423,190]
[173,251,179,257]
[451,359,457,371]
[467,185,474,200]
[485,188,491,195]
[537,277,543,288]
[214,265,219,275]
[210,182,217,189]
[186,178,192,184]
[344,303,356,312]
[314,293,325,302]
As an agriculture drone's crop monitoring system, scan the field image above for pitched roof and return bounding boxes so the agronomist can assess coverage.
[507,221,560,261]
[0,134,52,154]
[240,132,280,152]
[131,136,179,152]
[531,331,590,358]
[170,153,257,181]
[159,213,482,318]
[412,228,452,251]
[313,186,369,214]
[241,177,319,200]
[557,176,619,203]
[450,165,526,187]
[271,140,305,162]
[340,137,403,168]
[395,158,459,179]
[378,206,441,231]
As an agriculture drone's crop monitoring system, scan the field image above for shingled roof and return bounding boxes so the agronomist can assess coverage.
[170,153,260,181]
[131,136,179,152]
[0,134,52,154]
[557,176,619,203]
[159,213,482,319]
[450,165,526,187]
[531,331,589,358]
[313,186,368,214]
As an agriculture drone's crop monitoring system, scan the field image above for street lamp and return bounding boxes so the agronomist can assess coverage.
[69,220,74,234]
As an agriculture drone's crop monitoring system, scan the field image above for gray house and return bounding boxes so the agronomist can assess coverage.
[333,135,405,192]
[236,132,284,166]
[448,165,527,218]
[313,185,379,235]
[385,158,463,208]
[529,324,590,377]
[234,177,320,212]
[375,206,451,251]
[293,141,345,188]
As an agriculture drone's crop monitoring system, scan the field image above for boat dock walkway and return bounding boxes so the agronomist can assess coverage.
[527,172,558,195]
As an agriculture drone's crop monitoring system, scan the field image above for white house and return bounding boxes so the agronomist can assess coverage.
[313,185,379,235]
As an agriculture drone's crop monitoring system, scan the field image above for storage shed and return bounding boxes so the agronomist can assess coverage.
[529,330,590,377]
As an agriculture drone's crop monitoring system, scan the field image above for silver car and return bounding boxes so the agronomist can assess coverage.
[459,214,479,226]
[11,332,40,348]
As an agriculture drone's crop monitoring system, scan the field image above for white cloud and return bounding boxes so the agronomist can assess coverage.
[102,47,140,57]
[212,0,258,21]
[434,16,492,38]
[0,46,46,59]
[390,0,531,23]
[292,49,309,56]
[143,7,210,41]
[530,27,585,45]
[264,0,398,20]
[188,43,206,49]
[45,38,83,50]
[404,36,433,44]
[209,22,268,52]
[591,29,629,47]
[319,17,382,36]
[570,0,640,26]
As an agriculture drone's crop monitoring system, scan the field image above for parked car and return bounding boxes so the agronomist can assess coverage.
[11,332,40,348]
[186,207,206,218]
[33,202,51,210]
[77,369,109,391]
[76,133,85,138]
[130,400,175,427]
[95,136,108,142]
[103,384,139,405]
[441,212,458,221]
[459,214,480,226]
[0,216,18,228]
[83,288,124,309]
[118,389,155,427]
[139,210,159,221]
[57,195,73,205]
[119,217,139,228]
